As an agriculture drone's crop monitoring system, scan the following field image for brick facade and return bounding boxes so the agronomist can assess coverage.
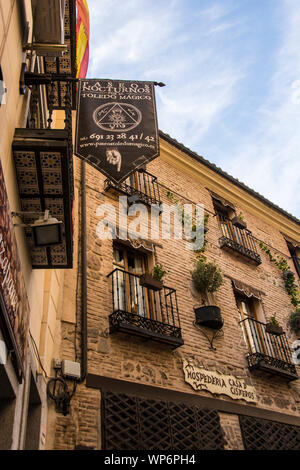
[47,139,300,450]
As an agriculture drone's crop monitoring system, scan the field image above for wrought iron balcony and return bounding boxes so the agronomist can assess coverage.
[42,0,77,109]
[12,81,74,269]
[107,268,184,348]
[104,170,161,207]
[240,317,298,381]
[218,215,261,264]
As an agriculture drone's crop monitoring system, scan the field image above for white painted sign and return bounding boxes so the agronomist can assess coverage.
[183,359,257,403]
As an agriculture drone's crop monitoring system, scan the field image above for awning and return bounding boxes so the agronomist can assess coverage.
[115,229,162,254]
[231,278,263,300]
[208,190,235,210]
[282,234,300,249]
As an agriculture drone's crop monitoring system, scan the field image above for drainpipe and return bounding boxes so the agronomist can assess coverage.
[80,160,87,382]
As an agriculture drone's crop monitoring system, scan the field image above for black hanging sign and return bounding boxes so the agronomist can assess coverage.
[75,79,160,183]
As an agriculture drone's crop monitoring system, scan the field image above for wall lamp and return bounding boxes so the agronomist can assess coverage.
[12,210,63,247]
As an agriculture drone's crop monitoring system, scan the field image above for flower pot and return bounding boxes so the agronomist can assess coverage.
[231,217,247,230]
[139,273,163,291]
[265,323,283,336]
[283,270,294,280]
[194,306,223,330]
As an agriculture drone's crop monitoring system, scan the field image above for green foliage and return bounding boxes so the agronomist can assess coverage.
[166,189,209,262]
[269,313,279,326]
[191,260,223,302]
[259,242,300,307]
[152,264,167,281]
[167,191,213,284]
[289,309,300,332]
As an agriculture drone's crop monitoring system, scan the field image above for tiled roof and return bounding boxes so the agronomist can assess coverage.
[159,130,300,227]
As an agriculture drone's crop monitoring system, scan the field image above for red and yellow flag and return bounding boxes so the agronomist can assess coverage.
[76,0,90,78]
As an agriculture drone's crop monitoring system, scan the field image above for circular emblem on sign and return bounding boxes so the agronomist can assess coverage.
[92,102,142,132]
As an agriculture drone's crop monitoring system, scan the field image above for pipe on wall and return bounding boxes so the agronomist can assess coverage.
[80,160,87,382]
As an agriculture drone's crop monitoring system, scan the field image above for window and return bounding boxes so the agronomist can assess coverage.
[109,244,183,347]
[113,245,149,317]
[286,241,300,279]
[102,390,225,450]
[239,415,300,450]
[212,197,238,241]
[212,197,261,264]
[104,167,161,207]
[234,287,297,380]
[235,293,266,356]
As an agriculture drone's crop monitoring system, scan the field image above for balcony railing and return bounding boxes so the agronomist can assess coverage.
[240,317,298,381]
[42,0,77,110]
[218,215,261,264]
[107,268,183,348]
[104,170,161,207]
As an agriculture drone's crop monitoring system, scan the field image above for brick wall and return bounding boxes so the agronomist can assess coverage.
[48,148,300,450]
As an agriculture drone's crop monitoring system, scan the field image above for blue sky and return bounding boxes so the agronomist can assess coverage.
[86,0,300,219]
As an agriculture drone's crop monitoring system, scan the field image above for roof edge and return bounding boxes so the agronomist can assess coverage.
[159,130,300,228]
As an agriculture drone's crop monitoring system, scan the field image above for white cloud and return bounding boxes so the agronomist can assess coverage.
[222,0,300,217]
[87,0,248,148]
[86,0,300,218]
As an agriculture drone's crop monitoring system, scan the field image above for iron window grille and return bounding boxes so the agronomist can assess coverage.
[239,415,300,450]
[101,390,225,450]
[239,316,298,381]
[107,268,183,348]
[104,169,161,207]
[217,214,261,264]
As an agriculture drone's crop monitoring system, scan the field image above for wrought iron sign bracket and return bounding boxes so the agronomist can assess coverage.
[193,321,224,351]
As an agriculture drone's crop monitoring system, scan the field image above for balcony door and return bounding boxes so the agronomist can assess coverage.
[236,294,265,355]
[113,246,149,317]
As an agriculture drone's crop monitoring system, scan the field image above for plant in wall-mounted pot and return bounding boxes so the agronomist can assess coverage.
[231,212,247,230]
[283,270,295,281]
[289,309,300,335]
[192,260,224,330]
[139,264,166,291]
[266,313,283,336]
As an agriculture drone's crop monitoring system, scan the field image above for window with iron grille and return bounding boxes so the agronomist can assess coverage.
[239,415,300,450]
[234,290,297,381]
[212,197,261,265]
[286,241,300,279]
[101,390,225,450]
[108,245,183,348]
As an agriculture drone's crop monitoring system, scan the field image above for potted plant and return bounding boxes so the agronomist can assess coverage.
[283,269,295,281]
[192,260,224,330]
[139,264,166,291]
[231,212,247,230]
[289,309,300,334]
[266,314,283,336]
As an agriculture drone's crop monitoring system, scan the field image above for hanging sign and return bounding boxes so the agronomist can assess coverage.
[75,79,160,183]
[183,360,257,403]
[0,162,30,382]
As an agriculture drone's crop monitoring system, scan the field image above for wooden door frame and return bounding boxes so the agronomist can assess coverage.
[113,245,152,318]
[236,294,266,355]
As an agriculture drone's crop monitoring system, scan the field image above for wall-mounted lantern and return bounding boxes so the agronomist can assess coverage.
[12,210,63,247]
